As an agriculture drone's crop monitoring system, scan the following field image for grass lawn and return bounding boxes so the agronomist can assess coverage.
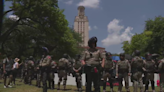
[0,79,160,92]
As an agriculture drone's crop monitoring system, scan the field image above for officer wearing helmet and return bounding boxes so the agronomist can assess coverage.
[36,55,45,88]
[39,47,52,92]
[81,36,105,92]
[48,55,56,89]
[103,52,115,92]
[27,56,35,85]
[73,54,82,92]
[57,53,70,90]
[23,58,29,84]
[131,50,144,92]
[143,52,156,92]
[158,51,164,92]
[116,53,131,92]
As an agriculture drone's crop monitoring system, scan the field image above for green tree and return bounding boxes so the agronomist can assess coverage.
[122,16,164,55]
[1,0,82,59]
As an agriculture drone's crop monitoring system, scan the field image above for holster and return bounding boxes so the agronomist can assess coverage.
[84,64,101,74]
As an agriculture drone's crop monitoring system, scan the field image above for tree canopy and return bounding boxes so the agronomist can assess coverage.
[0,0,83,60]
[122,16,164,56]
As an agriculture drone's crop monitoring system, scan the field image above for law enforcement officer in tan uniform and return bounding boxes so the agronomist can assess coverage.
[36,55,44,88]
[131,50,144,92]
[39,47,52,92]
[73,54,82,92]
[57,54,70,90]
[81,36,105,92]
[103,52,115,92]
[158,55,164,92]
[116,53,131,92]
[48,57,56,89]
[143,53,156,92]
[27,56,35,85]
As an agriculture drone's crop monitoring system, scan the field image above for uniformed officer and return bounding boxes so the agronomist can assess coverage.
[116,53,131,92]
[57,54,70,90]
[131,50,144,92]
[48,57,56,89]
[39,47,52,92]
[24,58,29,84]
[73,54,82,92]
[158,53,164,92]
[143,53,156,92]
[103,52,115,92]
[81,36,105,92]
[36,55,44,88]
[27,56,34,85]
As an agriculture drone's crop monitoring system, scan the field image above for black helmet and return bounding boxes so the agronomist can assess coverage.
[75,54,81,58]
[75,54,81,60]
[134,50,140,56]
[63,53,68,58]
[106,52,112,60]
[120,53,125,57]
[88,36,97,48]
[145,52,152,60]
[42,47,49,53]
[106,52,112,56]
[145,52,151,57]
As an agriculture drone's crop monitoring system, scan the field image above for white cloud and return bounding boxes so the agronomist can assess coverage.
[65,0,73,5]
[77,0,100,8]
[9,15,19,21]
[88,26,91,31]
[101,19,134,47]
[93,26,98,29]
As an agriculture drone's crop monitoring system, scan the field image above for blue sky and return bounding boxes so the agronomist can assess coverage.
[4,0,164,54]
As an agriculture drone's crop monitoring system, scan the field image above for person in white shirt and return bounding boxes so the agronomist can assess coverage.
[12,58,20,85]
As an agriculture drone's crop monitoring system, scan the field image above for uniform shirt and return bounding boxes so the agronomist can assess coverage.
[116,59,131,74]
[81,48,105,66]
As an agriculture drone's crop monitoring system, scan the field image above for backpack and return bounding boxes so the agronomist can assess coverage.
[58,58,67,68]
[133,57,143,69]
[104,59,113,69]
[40,55,51,67]
[145,60,155,70]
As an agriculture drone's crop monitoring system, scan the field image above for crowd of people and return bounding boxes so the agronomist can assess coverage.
[0,36,164,92]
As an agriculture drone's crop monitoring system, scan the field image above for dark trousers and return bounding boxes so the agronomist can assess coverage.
[42,70,48,92]
[12,69,18,84]
[85,70,100,92]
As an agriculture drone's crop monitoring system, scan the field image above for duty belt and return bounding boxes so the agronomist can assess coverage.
[118,69,128,73]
